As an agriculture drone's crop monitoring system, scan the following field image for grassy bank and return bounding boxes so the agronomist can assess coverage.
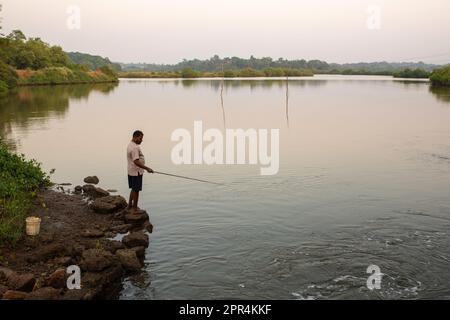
[16,66,118,86]
[0,141,51,245]
[430,65,450,87]
[119,67,314,79]
[0,30,119,94]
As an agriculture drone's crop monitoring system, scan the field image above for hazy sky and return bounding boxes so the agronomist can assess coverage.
[2,0,450,64]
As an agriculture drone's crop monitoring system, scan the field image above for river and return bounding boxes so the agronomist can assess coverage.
[1,75,450,299]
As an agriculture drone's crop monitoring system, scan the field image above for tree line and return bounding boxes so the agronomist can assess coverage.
[0,27,118,96]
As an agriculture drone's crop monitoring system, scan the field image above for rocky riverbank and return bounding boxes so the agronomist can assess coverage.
[0,176,152,300]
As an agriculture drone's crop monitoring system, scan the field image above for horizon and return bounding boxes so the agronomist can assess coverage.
[1,0,449,65]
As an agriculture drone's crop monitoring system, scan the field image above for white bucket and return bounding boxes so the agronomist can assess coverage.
[26,217,41,236]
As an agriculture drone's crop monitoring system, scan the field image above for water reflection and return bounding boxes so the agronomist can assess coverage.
[429,86,450,103]
[0,83,118,148]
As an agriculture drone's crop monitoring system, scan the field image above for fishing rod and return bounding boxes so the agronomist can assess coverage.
[153,171,224,186]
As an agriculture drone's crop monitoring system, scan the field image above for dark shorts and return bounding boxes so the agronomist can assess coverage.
[128,173,143,192]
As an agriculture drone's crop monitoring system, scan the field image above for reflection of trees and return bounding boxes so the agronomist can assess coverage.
[178,78,327,90]
[0,83,118,148]
[429,86,450,103]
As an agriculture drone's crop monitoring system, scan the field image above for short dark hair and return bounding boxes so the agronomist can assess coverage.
[133,130,144,138]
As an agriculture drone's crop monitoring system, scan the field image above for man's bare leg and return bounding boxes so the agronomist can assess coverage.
[128,191,134,209]
[133,191,140,210]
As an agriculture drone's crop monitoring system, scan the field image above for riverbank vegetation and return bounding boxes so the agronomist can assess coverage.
[119,55,439,79]
[0,140,51,244]
[430,65,450,87]
[119,67,314,79]
[0,29,118,95]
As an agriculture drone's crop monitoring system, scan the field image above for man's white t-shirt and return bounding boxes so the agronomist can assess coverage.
[127,141,145,176]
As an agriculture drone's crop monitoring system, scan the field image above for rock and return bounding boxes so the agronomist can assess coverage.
[83,176,99,184]
[107,189,117,193]
[39,232,55,243]
[0,284,8,297]
[95,188,110,197]
[82,264,123,290]
[7,273,36,292]
[82,229,105,238]
[104,240,125,254]
[131,246,146,260]
[0,267,14,281]
[82,184,96,195]
[74,185,83,193]
[143,221,154,233]
[80,249,114,272]
[110,224,133,233]
[90,201,116,214]
[124,210,149,226]
[50,256,73,267]
[26,287,61,300]
[47,268,67,289]
[2,290,29,300]
[91,195,127,214]
[28,243,66,262]
[116,249,142,272]
[82,272,104,288]
[105,232,115,238]
[122,232,149,248]
[63,288,95,300]
[82,185,109,199]
[113,211,125,221]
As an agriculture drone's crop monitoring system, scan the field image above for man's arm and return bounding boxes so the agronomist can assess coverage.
[133,159,153,173]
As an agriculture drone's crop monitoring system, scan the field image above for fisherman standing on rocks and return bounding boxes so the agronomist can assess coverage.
[127,130,153,211]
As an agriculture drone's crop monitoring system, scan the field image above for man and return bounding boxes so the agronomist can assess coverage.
[127,130,153,211]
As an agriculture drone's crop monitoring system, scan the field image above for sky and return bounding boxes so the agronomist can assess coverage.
[1,0,450,64]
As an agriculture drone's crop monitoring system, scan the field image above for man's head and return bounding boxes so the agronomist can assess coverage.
[132,130,144,144]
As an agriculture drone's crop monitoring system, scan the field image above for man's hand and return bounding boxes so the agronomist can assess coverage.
[146,167,154,174]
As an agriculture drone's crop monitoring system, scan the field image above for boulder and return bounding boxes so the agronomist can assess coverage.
[82,185,109,199]
[63,288,95,300]
[124,210,149,226]
[110,224,133,233]
[49,256,73,267]
[131,246,146,261]
[26,287,61,300]
[0,284,8,297]
[95,188,110,197]
[2,290,29,300]
[7,273,36,292]
[47,268,67,289]
[74,185,83,194]
[143,221,154,233]
[91,196,127,214]
[39,232,55,243]
[28,243,67,263]
[82,229,105,238]
[122,232,149,248]
[80,249,114,272]
[0,267,14,281]
[104,240,125,254]
[83,176,99,184]
[116,249,142,272]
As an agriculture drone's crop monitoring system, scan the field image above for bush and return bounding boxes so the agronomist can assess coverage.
[18,66,118,85]
[181,68,200,78]
[0,80,8,96]
[393,68,430,79]
[0,59,18,87]
[0,141,51,244]
[430,66,450,87]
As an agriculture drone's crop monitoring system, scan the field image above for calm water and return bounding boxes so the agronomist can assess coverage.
[1,75,450,299]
